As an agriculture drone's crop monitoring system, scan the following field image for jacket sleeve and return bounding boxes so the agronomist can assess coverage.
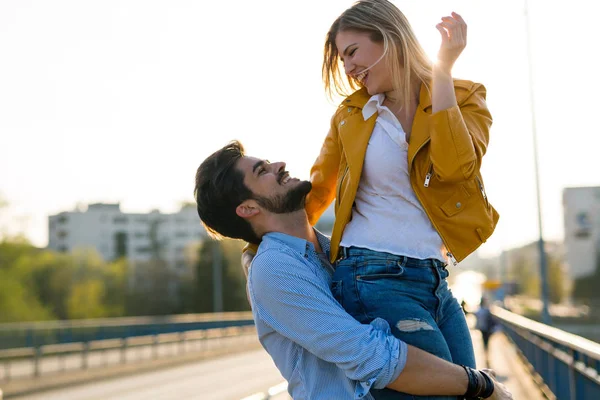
[429,83,492,182]
[305,114,342,226]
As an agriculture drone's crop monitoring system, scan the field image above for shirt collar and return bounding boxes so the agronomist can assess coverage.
[362,93,385,121]
[263,229,331,258]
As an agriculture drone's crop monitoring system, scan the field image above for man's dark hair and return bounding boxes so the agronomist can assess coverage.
[194,141,261,244]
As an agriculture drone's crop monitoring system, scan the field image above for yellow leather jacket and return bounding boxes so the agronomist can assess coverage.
[306,79,499,263]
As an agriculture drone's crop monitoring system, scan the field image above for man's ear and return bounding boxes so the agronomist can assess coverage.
[236,199,260,220]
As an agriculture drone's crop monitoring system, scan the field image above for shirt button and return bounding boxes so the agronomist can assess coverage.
[456,202,462,208]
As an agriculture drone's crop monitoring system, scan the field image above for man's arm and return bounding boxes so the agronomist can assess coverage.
[391,349,513,400]
[249,250,404,390]
[388,345,466,394]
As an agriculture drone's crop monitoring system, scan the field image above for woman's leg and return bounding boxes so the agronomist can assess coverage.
[434,265,477,369]
[333,251,457,400]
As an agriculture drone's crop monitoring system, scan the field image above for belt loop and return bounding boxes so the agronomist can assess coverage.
[398,255,407,267]
[433,259,446,270]
[338,246,347,261]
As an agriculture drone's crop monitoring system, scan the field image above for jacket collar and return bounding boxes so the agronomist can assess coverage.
[341,83,434,112]
[340,87,371,109]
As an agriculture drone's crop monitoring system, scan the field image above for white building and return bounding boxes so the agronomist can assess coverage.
[48,203,206,272]
[563,187,600,279]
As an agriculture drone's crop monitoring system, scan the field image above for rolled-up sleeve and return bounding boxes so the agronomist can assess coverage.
[248,249,407,391]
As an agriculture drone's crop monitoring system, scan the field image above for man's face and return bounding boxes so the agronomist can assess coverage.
[236,156,312,214]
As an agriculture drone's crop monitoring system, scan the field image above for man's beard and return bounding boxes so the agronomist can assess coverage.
[254,181,312,214]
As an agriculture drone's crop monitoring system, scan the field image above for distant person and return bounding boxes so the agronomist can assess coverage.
[244,1,498,398]
[194,141,512,400]
[475,297,497,366]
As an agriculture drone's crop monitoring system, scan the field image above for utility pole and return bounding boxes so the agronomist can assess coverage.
[524,0,551,325]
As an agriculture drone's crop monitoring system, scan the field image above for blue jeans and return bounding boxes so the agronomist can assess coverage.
[331,247,475,400]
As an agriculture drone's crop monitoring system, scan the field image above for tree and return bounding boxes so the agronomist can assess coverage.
[193,238,250,313]
[0,269,52,323]
[547,255,566,304]
[0,238,132,322]
[14,250,76,320]
[67,279,107,319]
[125,218,180,316]
[509,253,539,298]
[103,258,128,317]
[0,237,38,270]
[220,239,251,311]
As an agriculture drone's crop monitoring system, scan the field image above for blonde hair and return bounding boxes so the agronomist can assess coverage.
[323,0,432,107]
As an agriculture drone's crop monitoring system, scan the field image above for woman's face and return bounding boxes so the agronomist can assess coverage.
[335,30,392,95]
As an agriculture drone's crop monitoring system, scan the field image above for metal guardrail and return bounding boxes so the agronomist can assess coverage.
[492,305,600,400]
[0,325,257,382]
[0,312,254,350]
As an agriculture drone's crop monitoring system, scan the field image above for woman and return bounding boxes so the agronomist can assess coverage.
[304,1,499,398]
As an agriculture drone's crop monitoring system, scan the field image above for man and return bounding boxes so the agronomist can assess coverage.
[194,141,511,400]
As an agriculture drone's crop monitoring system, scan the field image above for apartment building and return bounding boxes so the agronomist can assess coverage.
[48,203,205,271]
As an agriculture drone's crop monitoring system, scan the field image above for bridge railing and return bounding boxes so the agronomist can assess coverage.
[492,305,600,400]
[0,312,254,350]
[0,325,258,382]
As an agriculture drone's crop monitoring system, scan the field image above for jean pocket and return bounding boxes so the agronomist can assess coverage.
[331,280,343,307]
[356,261,405,281]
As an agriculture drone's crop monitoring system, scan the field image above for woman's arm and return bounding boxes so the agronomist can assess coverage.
[430,12,492,182]
[432,12,466,114]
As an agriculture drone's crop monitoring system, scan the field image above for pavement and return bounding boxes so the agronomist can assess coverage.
[1,335,263,399]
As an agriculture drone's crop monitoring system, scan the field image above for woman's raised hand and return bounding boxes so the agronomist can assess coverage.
[435,12,467,72]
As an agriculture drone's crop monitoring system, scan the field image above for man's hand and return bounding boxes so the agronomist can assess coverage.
[485,369,513,400]
[241,248,256,278]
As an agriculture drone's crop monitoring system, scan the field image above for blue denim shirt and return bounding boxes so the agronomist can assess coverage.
[247,231,407,400]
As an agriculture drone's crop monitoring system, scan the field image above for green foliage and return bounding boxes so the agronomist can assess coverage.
[193,239,250,313]
[0,270,53,323]
[0,238,129,322]
[0,234,250,323]
[508,249,567,304]
[547,256,566,304]
[220,240,250,311]
[126,258,179,316]
[67,279,107,319]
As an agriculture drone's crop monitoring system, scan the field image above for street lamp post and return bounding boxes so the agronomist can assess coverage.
[524,0,551,325]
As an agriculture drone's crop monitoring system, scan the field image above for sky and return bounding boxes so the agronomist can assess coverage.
[1,0,599,258]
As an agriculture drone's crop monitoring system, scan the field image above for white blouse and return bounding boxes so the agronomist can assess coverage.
[339,94,446,261]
